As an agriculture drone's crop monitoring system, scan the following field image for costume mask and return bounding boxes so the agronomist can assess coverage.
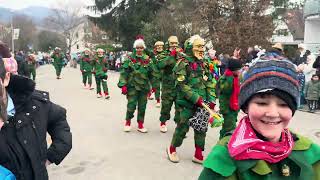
[84,50,90,56]
[97,51,104,57]
[208,50,216,59]
[154,41,164,53]
[168,36,179,51]
[136,46,144,56]
[192,38,205,60]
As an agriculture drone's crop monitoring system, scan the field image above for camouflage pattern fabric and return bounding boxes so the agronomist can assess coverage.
[151,50,167,100]
[218,74,239,139]
[93,56,109,94]
[118,52,154,121]
[157,50,180,123]
[170,55,216,150]
[80,54,93,85]
[51,53,64,76]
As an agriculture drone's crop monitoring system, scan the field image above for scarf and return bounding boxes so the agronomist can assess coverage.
[225,69,240,111]
[228,117,294,163]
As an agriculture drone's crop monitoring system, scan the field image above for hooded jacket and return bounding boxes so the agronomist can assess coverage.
[0,75,72,180]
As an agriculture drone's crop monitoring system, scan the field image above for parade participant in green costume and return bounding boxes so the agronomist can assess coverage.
[27,54,37,80]
[151,41,166,108]
[157,36,183,133]
[51,47,64,79]
[80,48,94,90]
[166,35,216,164]
[92,48,110,99]
[118,36,154,133]
[218,58,242,139]
[199,59,320,180]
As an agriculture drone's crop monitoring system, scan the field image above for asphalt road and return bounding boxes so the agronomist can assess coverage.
[34,64,320,180]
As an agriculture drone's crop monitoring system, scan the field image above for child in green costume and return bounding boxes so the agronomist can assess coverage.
[199,59,320,180]
[26,54,37,80]
[218,58,242,139]
[93,48,110,99]
[80,48,94,90]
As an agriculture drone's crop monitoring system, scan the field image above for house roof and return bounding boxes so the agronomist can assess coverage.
[284,9,305,40]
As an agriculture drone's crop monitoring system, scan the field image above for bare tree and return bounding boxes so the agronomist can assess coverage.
[196,0,274,54]
[44,3,85,53]
[0,23,11,45]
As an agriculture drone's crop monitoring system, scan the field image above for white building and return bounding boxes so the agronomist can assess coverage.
[271,9,304,46]
[304,0,320,54]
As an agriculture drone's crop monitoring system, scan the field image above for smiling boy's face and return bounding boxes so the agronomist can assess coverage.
[247,94,292,143]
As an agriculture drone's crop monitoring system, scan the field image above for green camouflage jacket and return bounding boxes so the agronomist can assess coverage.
[92,56,109,77]
[51,53,64,66]
[218,74,236,114]
[80,54,93,72]
[118,53,154,92]
[173,55,216,108]
[151,50,168,86]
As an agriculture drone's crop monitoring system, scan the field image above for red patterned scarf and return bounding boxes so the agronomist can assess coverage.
[228,117,294,163]
[225,69,240,111]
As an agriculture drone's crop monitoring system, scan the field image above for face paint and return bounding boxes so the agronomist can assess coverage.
[192,38,205,60]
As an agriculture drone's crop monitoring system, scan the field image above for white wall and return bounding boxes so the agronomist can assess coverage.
[70,23,86,53]
[304,16,320,53]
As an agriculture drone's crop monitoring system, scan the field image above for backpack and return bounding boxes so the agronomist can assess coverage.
[0,165,15,180]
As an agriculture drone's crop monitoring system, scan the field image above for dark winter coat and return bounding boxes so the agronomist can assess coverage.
[313,55,320,76]
[305,80,320,100]
[15,54,29,77]
[0,75,72,180]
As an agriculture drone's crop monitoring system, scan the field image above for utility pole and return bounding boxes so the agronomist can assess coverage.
[11,10,14,54]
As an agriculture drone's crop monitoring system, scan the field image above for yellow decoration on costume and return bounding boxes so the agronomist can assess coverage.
[203,75,208,81]
[282,164,290,177]
[177,75,185,81]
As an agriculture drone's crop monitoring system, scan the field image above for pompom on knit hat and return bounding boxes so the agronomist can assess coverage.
[239,59,299,115]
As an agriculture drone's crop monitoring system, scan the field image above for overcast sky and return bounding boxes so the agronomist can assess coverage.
[0,0,95,10]
[0,0,304,10]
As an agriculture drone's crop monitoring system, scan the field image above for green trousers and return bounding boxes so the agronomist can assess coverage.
[54,65,63,76]
[160,86,178,123]
[82,71,92,85]
[95,75,108,94]
[154,81,161,100]
[29,68,36,80]
[171,107,206,150]
[126,89,148,122]
[219,110,239,139]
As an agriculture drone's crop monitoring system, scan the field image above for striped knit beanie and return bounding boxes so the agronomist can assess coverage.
[239,59,299,114]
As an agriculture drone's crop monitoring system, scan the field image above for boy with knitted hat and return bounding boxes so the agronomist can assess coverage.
[218,58,242,139]
[199,59,320,179]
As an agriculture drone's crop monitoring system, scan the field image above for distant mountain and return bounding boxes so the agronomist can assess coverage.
[0,7,13,23]
[0,6,55,26]
[17,6,55,24]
